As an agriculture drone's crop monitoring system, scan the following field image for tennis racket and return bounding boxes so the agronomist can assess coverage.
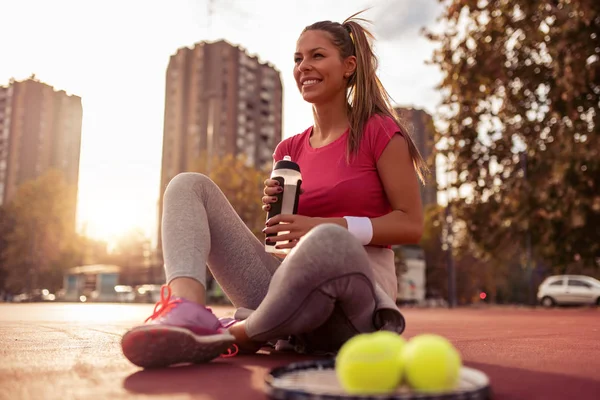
[265,359,491,400]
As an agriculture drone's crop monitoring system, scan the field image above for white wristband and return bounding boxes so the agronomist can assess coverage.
[343,216,373,245]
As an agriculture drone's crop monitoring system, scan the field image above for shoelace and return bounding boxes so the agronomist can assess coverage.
[143,284,240,358]
[218,317,240,358]
[221,344,239,358]
[145,285,182,323]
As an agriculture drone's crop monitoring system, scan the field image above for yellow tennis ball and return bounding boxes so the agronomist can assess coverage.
[402,334,462,392]
[335,331,407,394]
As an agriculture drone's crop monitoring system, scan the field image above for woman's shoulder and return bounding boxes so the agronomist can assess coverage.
[361,113,405,161]
[273,126,312,161]
[364,113,402,136]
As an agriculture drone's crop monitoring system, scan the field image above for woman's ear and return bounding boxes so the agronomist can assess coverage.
[344,55,357,78]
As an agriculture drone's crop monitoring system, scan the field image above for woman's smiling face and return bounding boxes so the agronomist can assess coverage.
[293,30,353,105]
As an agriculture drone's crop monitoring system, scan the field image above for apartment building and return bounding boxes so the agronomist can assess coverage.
[156,40,283,253]
[0,77,82,228]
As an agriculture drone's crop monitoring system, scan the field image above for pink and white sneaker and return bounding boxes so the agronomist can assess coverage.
[121,285,237,368]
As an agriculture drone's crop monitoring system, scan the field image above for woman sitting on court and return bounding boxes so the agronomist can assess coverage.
[121,12,427,368]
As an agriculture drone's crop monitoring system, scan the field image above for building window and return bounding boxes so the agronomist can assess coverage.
[260,91,272,101]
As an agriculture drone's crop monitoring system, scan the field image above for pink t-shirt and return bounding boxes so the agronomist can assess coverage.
[273,113,401,221]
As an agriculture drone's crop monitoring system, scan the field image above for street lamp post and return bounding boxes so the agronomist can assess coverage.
[445,202,457,308]
[521,151,534,306]
[444,154,457,309]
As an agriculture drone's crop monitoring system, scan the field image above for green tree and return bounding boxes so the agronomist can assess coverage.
[419,204,501,303]
[2,169,78,293]
[419,204,447,298]
[192,153,270,238]
[79,236,111,266]
[0,206,16,292]
[108,228,153,285]
[428,0,600,273]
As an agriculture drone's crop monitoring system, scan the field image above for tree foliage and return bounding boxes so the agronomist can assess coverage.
[79,236,111,266]
[110,229,152,267]
[428,0,600,272]
[192,153,270,238]
[1,169,80,292]
[420,204,503,303]
[419,204,447,298]
[108,228,155,285]
[0,206,16,291]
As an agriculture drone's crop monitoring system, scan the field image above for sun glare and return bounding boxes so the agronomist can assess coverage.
[77,193,156,246]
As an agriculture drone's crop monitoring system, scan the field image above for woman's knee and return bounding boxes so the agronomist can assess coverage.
[289,223,370,276]
[164,172,216,199]
[300,223,362,256]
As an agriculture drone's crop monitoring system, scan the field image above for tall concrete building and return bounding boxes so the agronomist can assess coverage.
[156,40,283,255]
[0,77,82,228]
[395,107,438,207]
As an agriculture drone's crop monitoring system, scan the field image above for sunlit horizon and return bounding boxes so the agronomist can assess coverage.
[0,0,444,248]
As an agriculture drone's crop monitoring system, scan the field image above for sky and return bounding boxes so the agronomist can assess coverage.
[0,0,445,247]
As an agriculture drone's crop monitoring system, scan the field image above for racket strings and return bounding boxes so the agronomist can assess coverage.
[267,361,491,399]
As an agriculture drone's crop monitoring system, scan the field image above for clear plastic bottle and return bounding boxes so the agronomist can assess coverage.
[265,155,302,254]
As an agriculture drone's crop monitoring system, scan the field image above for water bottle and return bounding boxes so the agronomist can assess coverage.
[265,155,302,254]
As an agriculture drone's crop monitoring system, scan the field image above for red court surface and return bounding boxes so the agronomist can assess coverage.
[0,303,598,400]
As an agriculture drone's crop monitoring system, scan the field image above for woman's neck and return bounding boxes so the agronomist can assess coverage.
[311,97,349,145]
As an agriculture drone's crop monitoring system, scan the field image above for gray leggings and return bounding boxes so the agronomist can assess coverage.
[162,173,404,353]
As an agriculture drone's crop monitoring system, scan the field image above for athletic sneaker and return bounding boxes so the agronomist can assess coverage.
[121,285,237,368]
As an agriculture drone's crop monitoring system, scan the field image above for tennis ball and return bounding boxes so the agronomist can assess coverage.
[402,334,462,392]
[335,331,407,394]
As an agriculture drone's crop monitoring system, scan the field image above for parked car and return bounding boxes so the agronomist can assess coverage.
[134,284,162,303]
[537,275,600,307]
[12,289,56,303]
